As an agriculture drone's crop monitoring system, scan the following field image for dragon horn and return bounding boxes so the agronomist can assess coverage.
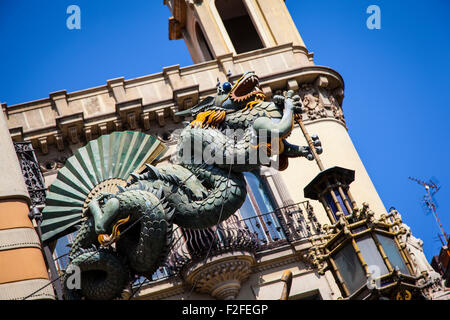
[130,172,140,181]
[174,108,193,117]
[145,164,161,179]
[166,207,175,221]
[155,186,164,199]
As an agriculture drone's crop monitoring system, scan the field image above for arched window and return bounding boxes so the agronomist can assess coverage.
[195,22,214,61]
[238,171,285,243]
[215,0,264,54]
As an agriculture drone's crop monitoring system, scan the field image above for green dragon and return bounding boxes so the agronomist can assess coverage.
[43,72,322,300]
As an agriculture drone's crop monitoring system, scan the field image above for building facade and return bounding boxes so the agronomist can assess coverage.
[0,0,448,300]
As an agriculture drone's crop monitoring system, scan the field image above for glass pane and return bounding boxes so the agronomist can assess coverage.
[239,197,267,242]
[356,235,389,276]
[244,172,274,214]
[377,234,410,275]
[54,232,76,270]
[333,243,366,295]
[333,189,350,215]
[239,172,285,242]
[325,192,338,219]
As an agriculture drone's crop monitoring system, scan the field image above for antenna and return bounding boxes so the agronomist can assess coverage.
[408,176,447,243]
[436,233,445,247]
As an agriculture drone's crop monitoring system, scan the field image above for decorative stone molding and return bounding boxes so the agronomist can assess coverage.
[126,275,186,300]
[0,278,55,300]
[168,0,187,40]
[115,98,143,130]
[155,110,166,127]
[6,50,345,152]
[68,126,79,144]
[127,112,137,130]
[253,254,309,273]
[163,65,182,89]
[107,77,126,102]
[141,112,151,130]
[56,112,84,144]
[9,126,23,142]
[183,252,255,300]
[84,125,93,142]
[113,119,122,131]
[49,90,70,116]
[287,78,299,92]
[291,79,346,126]
[38,137,48,155]
[261,85,273,100]
[170,106,182,123]
[216,53,234,78]
[398,220,447,298]
[98,123,108,136]
[0,228,41,251]
[173,84,199,110]
[54,133,64,151]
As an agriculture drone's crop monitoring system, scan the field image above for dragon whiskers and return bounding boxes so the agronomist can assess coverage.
[190,109,227,129]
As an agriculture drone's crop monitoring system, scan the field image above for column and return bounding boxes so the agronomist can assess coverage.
[0,110,54,300]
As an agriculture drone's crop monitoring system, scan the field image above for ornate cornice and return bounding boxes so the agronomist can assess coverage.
[183,252,255,300]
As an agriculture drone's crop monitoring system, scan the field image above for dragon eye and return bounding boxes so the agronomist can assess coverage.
[222,82,232,93]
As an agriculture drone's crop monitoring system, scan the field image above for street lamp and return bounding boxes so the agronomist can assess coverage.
[305,166,422,300]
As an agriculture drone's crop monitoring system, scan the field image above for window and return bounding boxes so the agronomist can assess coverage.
[324,188,351,220]
[238,171,285,243]
[332,242,367,294]
[54,232,76,271]
[356,235,389,276]
[215,0,264,54]
[376,234,410,275]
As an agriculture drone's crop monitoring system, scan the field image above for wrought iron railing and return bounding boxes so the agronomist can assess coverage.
[13,141,47,207]
[164,220,260,274]
[156,201,321,279]
[274,201,322,242]
[55,201,322,287]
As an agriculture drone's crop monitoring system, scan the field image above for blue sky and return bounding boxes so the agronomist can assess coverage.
[1,1,449,260]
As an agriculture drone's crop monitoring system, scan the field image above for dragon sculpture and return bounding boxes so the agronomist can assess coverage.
[41,71,322,300]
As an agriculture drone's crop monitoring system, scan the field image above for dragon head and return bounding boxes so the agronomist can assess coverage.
[176,72,266,128]
[227,71,264,105]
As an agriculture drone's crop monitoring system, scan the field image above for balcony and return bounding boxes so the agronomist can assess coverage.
[129,201,322,299]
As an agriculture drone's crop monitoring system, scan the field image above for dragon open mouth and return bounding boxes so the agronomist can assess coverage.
[230,72,264,103]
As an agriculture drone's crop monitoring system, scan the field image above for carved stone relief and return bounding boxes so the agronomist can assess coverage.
[274,83,346,126]
[297,84,346,125]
